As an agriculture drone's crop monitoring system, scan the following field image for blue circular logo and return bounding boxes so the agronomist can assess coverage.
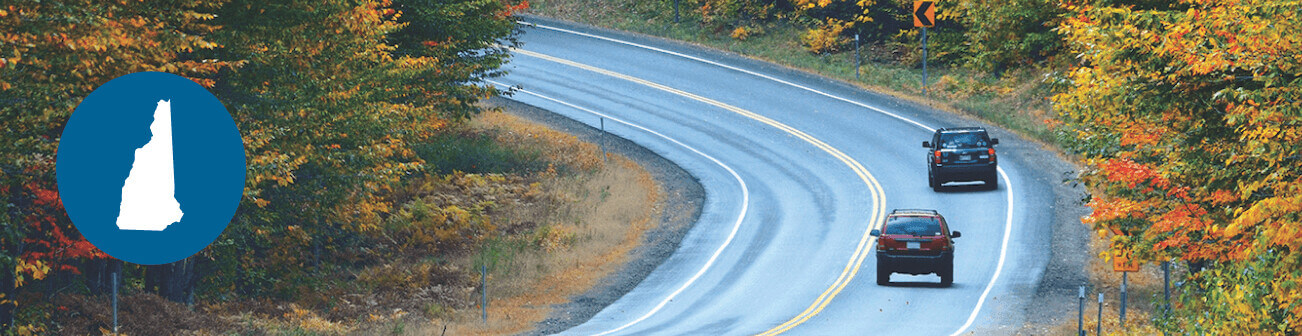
[57,72,245,265]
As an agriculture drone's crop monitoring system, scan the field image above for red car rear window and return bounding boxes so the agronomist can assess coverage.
[883,216,943,236]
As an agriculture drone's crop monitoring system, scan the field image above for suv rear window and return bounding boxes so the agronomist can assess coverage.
[884,216,943,236]
[938,132,990,149]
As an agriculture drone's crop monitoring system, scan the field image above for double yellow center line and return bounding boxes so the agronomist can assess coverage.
[512,48,886,335]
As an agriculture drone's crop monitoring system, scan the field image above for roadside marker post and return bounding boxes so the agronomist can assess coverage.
[1162,260,1171,313]
[1097,293,1103,336]
[854,34,861,80]
[112,271,119,334]
[1078,286,1085,336]
[600,117,607,163]
[673,0,680,23]
[1078,286,1088,336]
[481,264,488,323]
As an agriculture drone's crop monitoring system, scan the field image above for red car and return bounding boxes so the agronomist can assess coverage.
[870,209,961,286]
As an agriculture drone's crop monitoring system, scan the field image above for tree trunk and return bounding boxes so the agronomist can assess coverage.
[147,257,198,305]
[0,263,13,332]
[84,258,122,296]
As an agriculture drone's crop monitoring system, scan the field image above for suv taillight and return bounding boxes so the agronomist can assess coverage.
[933,151,941,164]
[988,148,996,163]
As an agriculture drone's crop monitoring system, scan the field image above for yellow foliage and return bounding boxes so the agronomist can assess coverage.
[801,18,851,54]
[16,324,47,336]
[534,224,576,252]
[731,26,751,40]
[14,259,50,288]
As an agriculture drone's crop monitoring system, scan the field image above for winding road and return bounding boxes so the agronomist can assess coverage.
[492,18,1067,335]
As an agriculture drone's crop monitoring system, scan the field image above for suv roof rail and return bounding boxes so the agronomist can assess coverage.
[938,127,986,132]
[889,209,940,216]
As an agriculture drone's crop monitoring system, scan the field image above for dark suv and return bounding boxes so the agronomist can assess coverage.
[924,127,999,191]
[871,209,960,286]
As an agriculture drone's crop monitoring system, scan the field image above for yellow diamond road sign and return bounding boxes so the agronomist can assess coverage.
[913,1,935,28]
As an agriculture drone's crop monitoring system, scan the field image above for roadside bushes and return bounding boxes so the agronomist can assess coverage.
[686,0,1063,68]
[387,196,497,255]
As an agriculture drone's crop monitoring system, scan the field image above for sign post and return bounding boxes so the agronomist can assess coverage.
[1120,271,1128,326]
[913,1,935,97]
[1112,248,1140,328]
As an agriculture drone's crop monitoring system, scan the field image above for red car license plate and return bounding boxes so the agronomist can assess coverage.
[907,241,921,250]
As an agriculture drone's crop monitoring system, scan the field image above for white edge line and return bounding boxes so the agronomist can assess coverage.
[520,22,1018,335]
[949,168,1014,336]
[486,80,751,336]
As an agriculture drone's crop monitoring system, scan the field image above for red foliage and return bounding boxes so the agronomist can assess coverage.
[20,182,108,275]
[500,0,529,17]
[1098,158,1167,189]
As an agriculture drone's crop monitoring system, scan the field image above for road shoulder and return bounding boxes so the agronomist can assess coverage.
[481,98,706,335]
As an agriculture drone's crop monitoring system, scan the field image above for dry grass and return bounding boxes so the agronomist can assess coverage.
[368,111,663,335]
[49,111,664,336]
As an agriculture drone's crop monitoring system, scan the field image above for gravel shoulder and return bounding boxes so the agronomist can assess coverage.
[481,97,705,335]
[1012,147,1093,334]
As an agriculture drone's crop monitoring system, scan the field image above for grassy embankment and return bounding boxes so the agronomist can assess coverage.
[50,109,661,335]
[524,1,1175,334]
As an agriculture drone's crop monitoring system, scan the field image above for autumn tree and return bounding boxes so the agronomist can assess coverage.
[935,0,1065,70]
[0,0,235,329]
[389,0,523,120]
[1054,0,1301,333]
[188,0,432,299]
[193,0,523,299]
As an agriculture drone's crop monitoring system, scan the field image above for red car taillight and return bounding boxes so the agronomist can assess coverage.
[933,150,941,164]
[886,237,896,247]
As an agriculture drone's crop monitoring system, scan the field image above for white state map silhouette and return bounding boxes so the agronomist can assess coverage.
[116,100,184,231]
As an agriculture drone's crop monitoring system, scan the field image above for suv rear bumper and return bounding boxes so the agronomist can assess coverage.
[877,250,952,275]
[933,163,996,182]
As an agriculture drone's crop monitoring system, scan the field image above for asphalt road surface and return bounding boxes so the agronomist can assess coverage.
[492,18,1067,336]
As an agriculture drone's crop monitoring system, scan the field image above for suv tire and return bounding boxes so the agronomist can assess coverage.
[928,172,940,191]
[939,259,954,286]
[877,263,890,285]
[985,173,998,190]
